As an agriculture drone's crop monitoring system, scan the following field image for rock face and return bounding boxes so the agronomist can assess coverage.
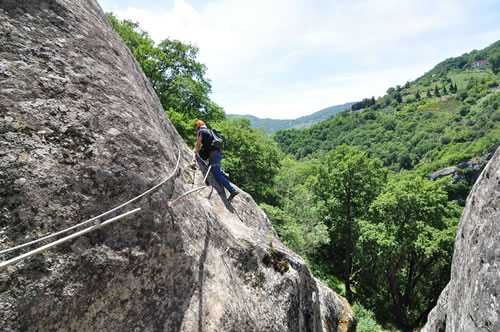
[0,1,354,331]
[428,150,495,183]
[422,147,500,332]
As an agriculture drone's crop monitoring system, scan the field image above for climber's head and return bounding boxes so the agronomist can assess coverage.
[196,120,206,130]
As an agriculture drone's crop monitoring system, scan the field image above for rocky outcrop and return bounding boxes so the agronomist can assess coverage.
[428,150,495,183]
[422,147,500,332]
[428,166,460,182]
[0,1,354,331]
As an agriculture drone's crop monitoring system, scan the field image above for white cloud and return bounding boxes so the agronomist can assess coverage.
[223,64,431,119]
[101,0,499,119]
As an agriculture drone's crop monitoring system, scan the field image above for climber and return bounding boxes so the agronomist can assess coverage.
[193,120,240,201]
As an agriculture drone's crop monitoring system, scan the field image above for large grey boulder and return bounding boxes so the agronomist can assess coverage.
[422,147,500,331]
[0,1,354,331]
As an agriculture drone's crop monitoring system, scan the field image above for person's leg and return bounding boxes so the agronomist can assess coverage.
[209,151,235,193]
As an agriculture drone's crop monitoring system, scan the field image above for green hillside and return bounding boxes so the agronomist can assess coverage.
[274,41,500,176]
[228,102,354,134]
[227,114,295,134]
[267,41,499,330]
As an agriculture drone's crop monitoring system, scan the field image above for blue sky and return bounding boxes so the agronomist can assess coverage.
[97,0,500,119]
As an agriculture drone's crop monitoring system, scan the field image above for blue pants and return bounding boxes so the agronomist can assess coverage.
[209,151,235,193]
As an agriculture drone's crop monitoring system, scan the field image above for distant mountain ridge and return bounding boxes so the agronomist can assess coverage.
[228,102,355,134]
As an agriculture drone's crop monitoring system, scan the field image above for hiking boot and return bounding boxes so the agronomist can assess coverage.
[228,190,239,202]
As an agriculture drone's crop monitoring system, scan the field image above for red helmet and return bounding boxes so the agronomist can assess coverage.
[196,120,205,128]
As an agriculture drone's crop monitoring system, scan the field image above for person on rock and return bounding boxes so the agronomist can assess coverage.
[193,120,240,201]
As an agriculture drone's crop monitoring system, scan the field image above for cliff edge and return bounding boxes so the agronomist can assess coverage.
[422,147,499,331]
[0,1,354,331]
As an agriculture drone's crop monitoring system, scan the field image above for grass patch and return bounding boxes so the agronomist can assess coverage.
[352,303,402,332]
[448,71,493,90]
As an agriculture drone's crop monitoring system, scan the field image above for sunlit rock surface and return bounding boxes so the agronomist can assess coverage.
[0,1,354,331]
[422,147,500,332]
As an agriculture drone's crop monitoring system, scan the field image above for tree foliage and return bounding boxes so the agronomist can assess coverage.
[260,158,330,257]
[489,53,500,74]
[425,40,500,75]
[313,145,387,301]
[356,176,460,329]
[274,88,499,181]
[106,13,225,142]
[352,97,376,111]
[269,42,500,330]
[214,118,282,204]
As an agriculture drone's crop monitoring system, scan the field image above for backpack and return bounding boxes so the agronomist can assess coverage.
[210,129,226,150]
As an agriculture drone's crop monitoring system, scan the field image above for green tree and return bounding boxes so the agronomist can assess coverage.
[262,158,329,258]
[489,53,500,74]
[106,14,158,77]
[314,145,387,301]
[106,14,144,46]
[434,85,441,97]
[394,92,403,103]
[466,77,476,90]
[214,118,282,204]
[352,303,387,332]
[156,39,225,123]
[106,13,225,142]
[449,83,455,93]
[357,176,460,329]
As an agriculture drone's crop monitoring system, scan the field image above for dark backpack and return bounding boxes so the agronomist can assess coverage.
[210,129,226,150]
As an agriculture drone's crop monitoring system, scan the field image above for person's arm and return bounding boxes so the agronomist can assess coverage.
[193,135,202,153]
